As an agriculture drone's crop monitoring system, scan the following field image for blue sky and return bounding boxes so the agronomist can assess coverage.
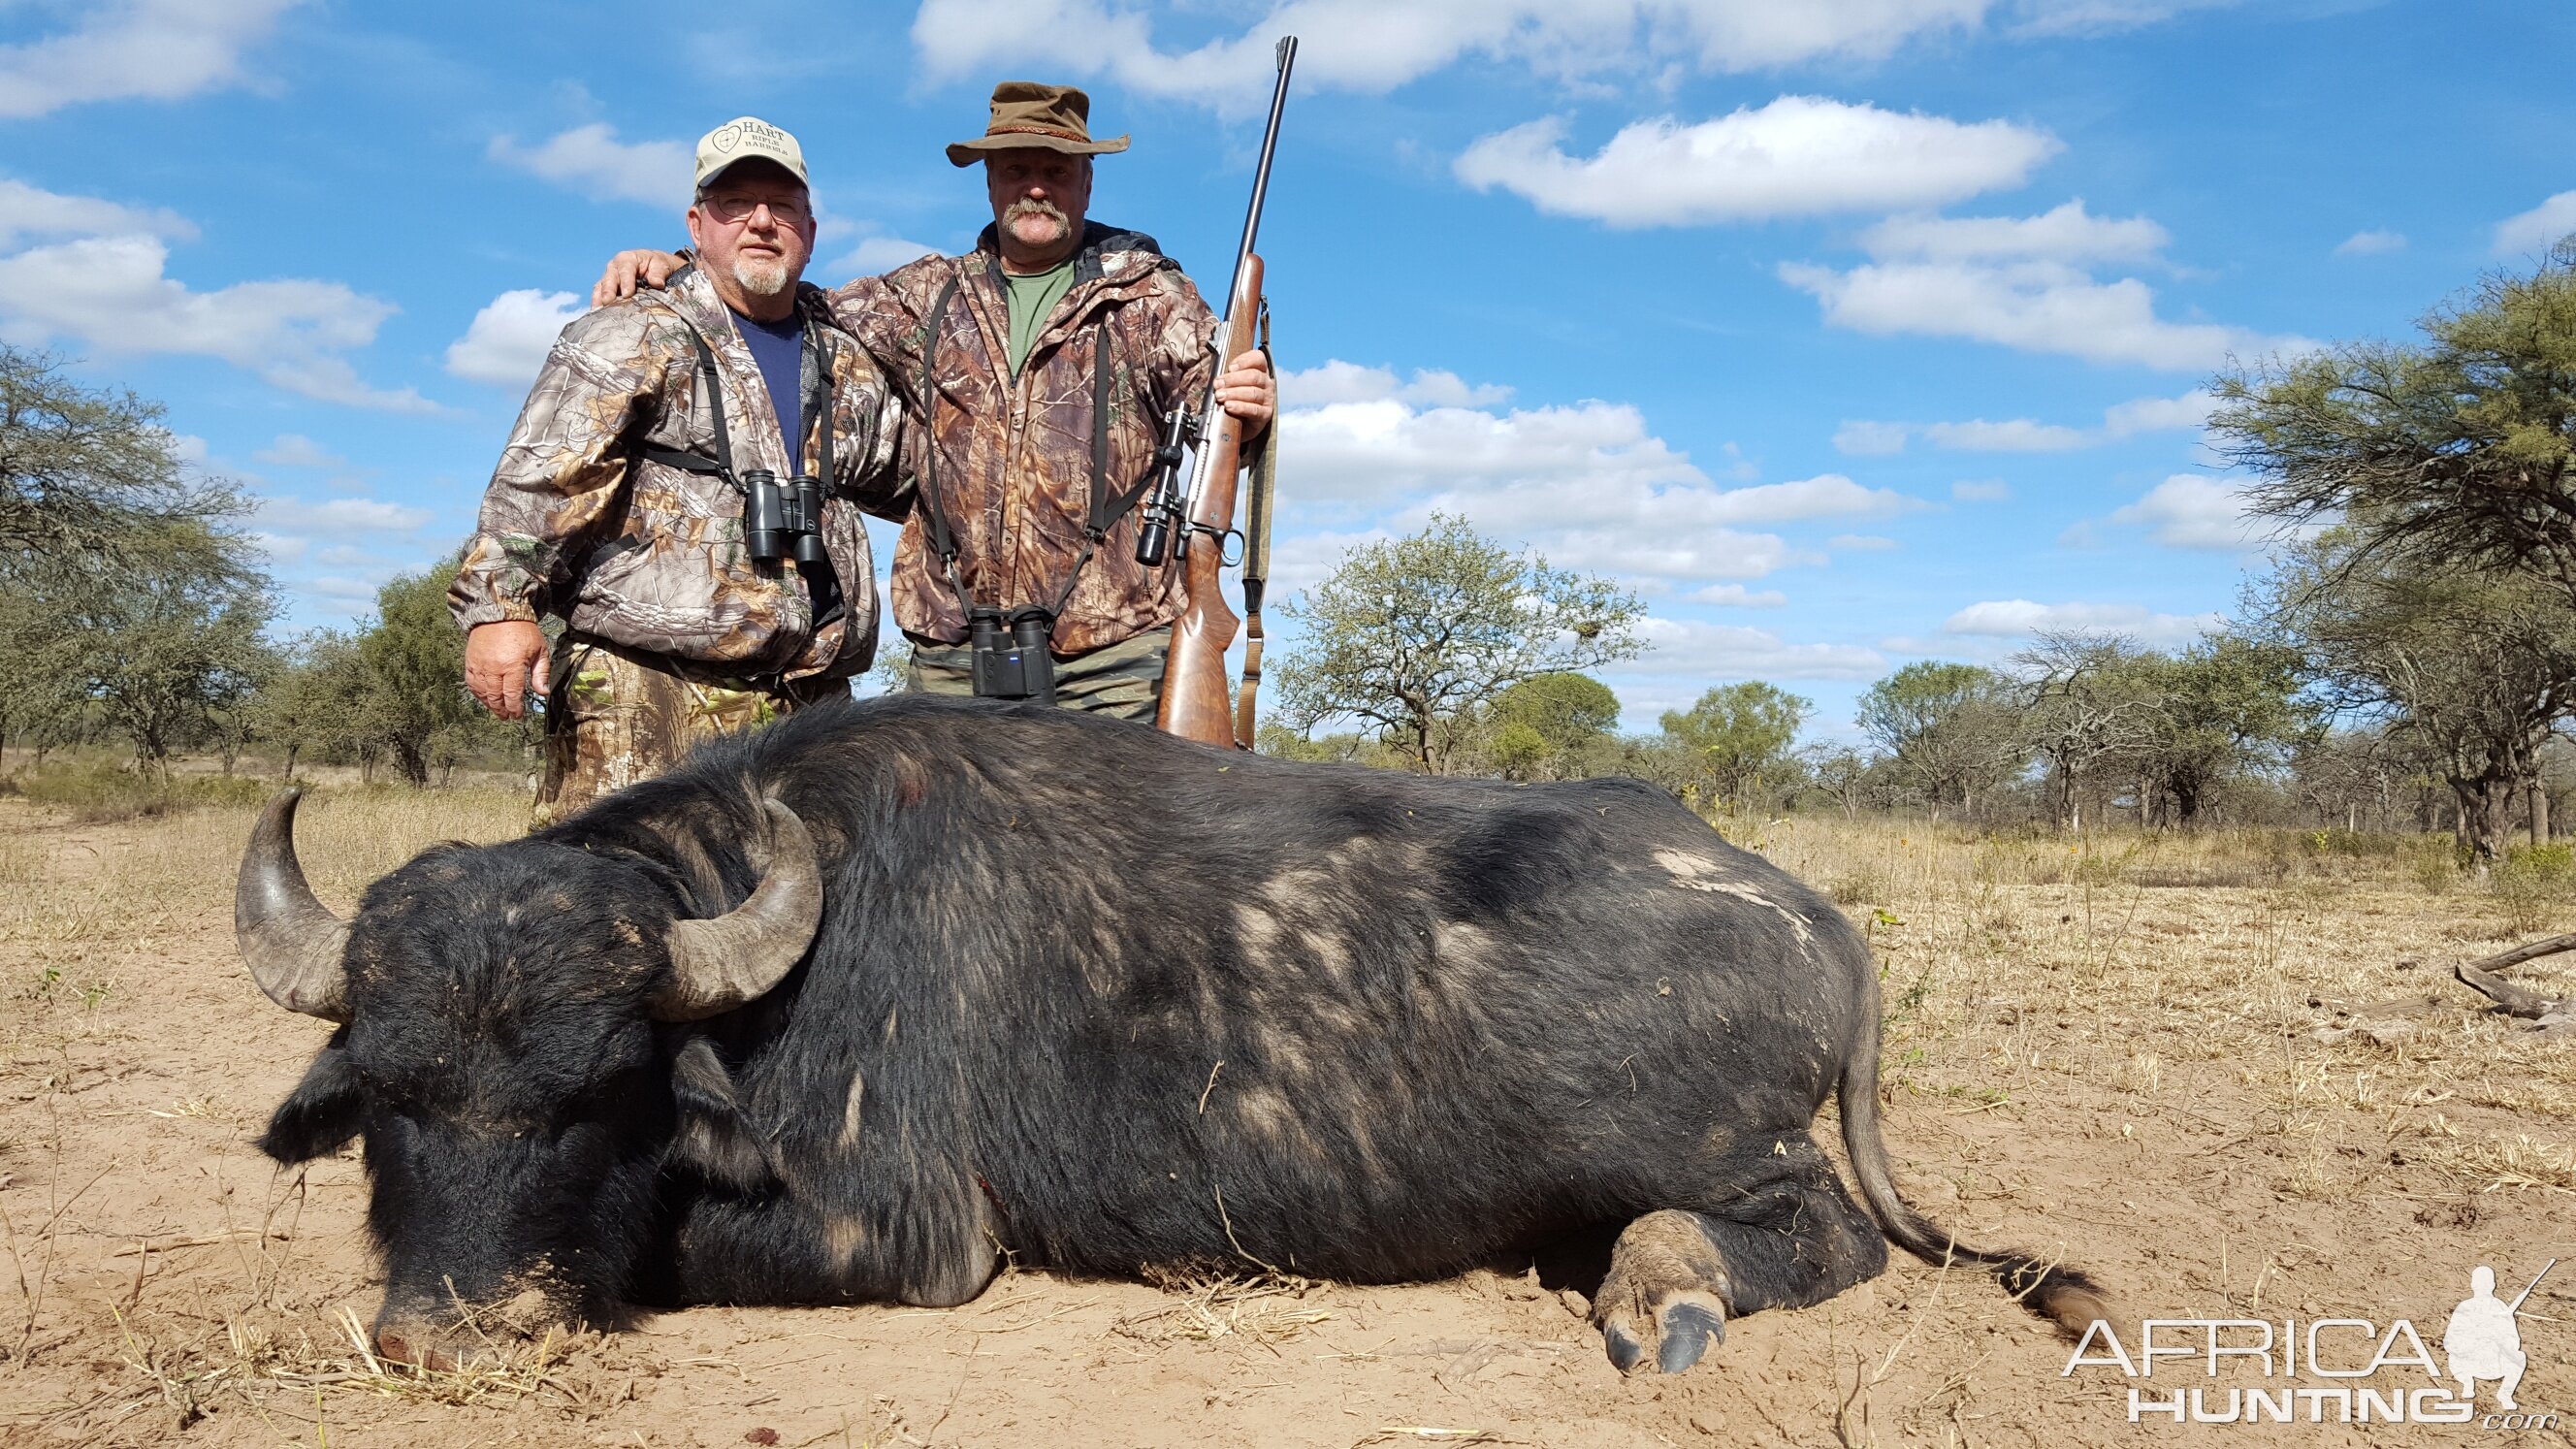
[5,0,2573,736]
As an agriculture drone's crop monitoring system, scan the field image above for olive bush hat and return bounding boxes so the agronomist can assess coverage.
[946,81,1130,167]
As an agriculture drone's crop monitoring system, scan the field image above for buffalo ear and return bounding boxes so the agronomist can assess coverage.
[259,1034,366,1164]
[668,1037,777,1192]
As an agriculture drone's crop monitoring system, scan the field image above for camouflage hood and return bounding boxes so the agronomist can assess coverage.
[451,266,902,682]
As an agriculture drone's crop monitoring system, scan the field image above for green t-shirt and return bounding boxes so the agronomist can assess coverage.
[1002,261,1078,378]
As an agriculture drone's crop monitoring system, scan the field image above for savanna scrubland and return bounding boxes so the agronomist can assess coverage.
[2,781,2566,1447]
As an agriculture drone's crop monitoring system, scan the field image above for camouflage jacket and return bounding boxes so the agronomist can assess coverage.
[449,267,901,682]
[829,221,1220,658]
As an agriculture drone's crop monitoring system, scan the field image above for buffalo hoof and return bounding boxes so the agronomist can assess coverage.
[1594,1208,1734,1375]
[1655,1299,1725,1374]
[1598,1286,1728,1375]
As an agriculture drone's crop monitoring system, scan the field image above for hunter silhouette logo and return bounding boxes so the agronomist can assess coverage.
[2447,1261,2545,1412]
[708,123,741,154]
[2060,1257,2557,1429]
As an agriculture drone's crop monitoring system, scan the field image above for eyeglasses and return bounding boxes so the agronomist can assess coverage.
[698,194,810,225]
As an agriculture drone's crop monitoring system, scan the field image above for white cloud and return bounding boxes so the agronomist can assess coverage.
[911,0,2001,109]
[1943,597,2221,645]
[1951,479,2012,501]
[2101,389,2214,435]
[1278,360,1512,408]
[2495,190,2576,257]
[1921,417,2089,451]
[257,497,436,534]
[255,434,345,468]
[831,236,945,275]
[0,0,302,119]
[445,289,583,388]
[249,531,306,564]
[491,123,692,209]
[0,234,431,411]
[1832,419,1910,456]
[1690,583,1789,606]
[0,178,196,248]
[2333,229,2405,257]
[1845,390,2215,456]
[1278,390,1919,589]
[1626,616,1885,682]
[1782,254,2298,370]
[2009,0,2238,37]
[1456,99,2057,227]
[1859,200,2165,264]
[2103,473,2279,550]
[1828,533,1900,550]
[1788,196,2305,370]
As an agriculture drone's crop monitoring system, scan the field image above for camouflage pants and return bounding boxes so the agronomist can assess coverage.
[538,636,848,822]
[906,628,1167,723]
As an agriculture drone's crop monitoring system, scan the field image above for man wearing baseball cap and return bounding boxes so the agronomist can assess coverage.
[452,118,906,819]
[595,83,1275,721]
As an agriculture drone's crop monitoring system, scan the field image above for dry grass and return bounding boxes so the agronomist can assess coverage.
[1116,1271,1336,1348]
[2,790,2571,1444]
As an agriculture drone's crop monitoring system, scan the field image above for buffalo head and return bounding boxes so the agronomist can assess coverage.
[240,789,821,1368]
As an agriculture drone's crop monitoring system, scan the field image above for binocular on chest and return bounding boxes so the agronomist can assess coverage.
[740,468,827,568]
[967,606,1058,704]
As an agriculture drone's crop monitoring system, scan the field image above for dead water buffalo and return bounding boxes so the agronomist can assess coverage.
[242,694,2108,1372]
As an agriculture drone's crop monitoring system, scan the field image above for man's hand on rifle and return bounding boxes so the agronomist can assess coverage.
[1213,349,1274,435]
[594,250,685,308]
[465,621,550,721]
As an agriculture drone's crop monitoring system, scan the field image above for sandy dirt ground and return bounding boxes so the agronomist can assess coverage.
[3,790,2571,1447]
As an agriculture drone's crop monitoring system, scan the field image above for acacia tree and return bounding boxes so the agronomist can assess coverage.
[1658,681,1811,808]
[349,564,503,786]
[1484,671,1622,781]
[0,347,244,562]
[1275,515,1643,773]
[2256,530,2576,861]
[2211,240,2576,599]
[1855,660,2023,817]
[2012,633,2161,832]
[2122,633,2314,827]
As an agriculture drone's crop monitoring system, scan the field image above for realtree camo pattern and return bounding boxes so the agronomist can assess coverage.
[828,221,1221,659]
[534,636,848,822]
[449,266,902,682]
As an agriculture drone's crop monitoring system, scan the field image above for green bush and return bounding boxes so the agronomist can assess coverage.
[2493,842,2576,933]
[5,761,271,823]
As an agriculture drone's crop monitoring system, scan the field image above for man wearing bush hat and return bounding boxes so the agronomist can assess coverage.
[595,82,1275,721]
[455,116,905,818]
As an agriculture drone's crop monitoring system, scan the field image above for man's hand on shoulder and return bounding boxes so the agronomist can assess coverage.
[1213,349,1275,435]
[593,250,686,308]
[465,620,551,720]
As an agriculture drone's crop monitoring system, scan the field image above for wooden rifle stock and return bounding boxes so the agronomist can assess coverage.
[1154,254,1263,746]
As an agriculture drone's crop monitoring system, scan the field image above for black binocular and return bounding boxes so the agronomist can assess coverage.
[742,468,828,568]
[967,606,1057,703]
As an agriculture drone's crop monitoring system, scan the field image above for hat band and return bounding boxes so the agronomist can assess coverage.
[986,121,1091,144]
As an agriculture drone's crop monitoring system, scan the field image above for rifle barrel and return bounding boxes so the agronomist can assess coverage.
[2508,1256,2557,1313]
[1220,38,1296,332]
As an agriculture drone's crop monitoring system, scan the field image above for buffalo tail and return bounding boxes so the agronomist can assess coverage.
[1835,1025,2120,1340]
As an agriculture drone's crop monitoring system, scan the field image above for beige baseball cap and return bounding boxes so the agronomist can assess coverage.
[694,116,808,191]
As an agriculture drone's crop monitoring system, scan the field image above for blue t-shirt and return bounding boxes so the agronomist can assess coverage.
[731,308,806,474]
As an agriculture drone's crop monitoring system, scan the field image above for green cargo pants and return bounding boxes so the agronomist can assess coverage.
[904,628,1167,723]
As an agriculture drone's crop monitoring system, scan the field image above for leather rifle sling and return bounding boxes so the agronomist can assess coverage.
[1232,300,1276,750]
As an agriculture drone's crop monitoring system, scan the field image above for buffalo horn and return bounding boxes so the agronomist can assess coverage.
[236,789,353,1021]
[652,798,823,1020]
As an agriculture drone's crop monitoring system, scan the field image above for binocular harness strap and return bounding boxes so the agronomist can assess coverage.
[912,270,1159,639]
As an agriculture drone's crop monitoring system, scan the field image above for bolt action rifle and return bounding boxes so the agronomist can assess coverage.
[1135,35,1295,748]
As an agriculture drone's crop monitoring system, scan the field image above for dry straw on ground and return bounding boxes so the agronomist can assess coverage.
[2,788,2570,1445]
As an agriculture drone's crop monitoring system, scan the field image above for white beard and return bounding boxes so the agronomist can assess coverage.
[731,256,791,297]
